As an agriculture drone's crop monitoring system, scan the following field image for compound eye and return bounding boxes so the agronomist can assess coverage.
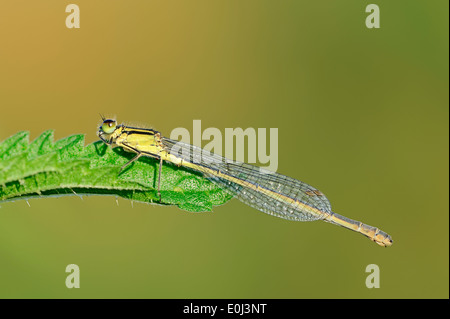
[101,119,116,134]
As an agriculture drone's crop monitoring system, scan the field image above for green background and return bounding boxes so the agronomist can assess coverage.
[0,0,448,298]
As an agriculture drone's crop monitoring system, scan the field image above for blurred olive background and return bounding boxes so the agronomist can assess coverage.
[0,0,448,298]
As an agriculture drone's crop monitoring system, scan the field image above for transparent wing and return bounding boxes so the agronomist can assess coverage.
[162,138,332,221]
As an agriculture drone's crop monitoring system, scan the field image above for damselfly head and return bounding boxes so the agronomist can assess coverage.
[101,119,117,134]
[98,118,118,144]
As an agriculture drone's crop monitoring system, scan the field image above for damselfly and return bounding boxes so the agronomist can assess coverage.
[98,118,393,247]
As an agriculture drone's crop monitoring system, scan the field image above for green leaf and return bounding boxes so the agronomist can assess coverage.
[0,131,233,211]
